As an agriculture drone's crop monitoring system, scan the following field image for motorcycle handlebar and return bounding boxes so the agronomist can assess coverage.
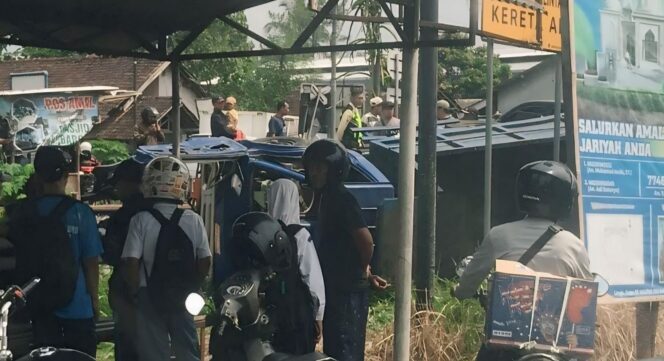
[22,278,40,296]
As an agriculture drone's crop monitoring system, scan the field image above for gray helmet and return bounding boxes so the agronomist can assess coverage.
[141,107,159,124]
[231,212,293,271]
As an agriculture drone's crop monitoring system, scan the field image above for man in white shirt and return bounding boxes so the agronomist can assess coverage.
[362,97,382,127]
[122,156,211,361]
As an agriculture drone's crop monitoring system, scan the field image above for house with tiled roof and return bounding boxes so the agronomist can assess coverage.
[0,55,207,142]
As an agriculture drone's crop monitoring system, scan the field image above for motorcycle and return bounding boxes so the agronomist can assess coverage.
[0,278,94,361]
[79,162,119,203]
[454,256,609,361]
[186,269,335,361]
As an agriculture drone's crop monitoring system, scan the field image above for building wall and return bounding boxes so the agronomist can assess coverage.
[497,61,556,114]
[156,68,201,121]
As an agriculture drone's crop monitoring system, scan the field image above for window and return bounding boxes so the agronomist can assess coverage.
[10,71,47,90]
[644,30,658,63]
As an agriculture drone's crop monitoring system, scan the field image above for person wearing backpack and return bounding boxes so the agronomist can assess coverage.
[9,146,102,357]
[266,179,325,353]
[122,156,211,361]
[101,159,147,361]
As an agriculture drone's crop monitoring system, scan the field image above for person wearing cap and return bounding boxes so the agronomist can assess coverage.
[380,101,400,128]
[436,99,458,123]
[210,95,237,139]
[336,87,365,149]
[362,97,383,127]
[380,101,400,138]
[9,146,102,357]
[134,106,165,148]
[101,158,148,361]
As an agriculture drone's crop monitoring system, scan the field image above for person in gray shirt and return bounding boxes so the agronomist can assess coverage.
[456,160,592,300]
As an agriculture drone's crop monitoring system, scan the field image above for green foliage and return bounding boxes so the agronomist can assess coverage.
[89,140,130,164]
[265,0,332,48]
[96,266,114,361]
[180,13,299,112]
[0,163,34,205]
[19,47,77,58]
[438,46,512,99]
[368,279,484,334]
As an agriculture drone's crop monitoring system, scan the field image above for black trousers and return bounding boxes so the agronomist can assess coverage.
[31,314,96,358]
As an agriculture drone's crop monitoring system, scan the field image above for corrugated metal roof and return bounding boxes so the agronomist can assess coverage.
[370,116,565,157]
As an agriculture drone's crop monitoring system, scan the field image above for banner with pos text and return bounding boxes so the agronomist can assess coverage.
[0,92,99,150]
[575,0,664,300]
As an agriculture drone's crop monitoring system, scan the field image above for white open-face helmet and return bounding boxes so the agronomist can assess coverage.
[141,156,191,202]
[80,141,92,153]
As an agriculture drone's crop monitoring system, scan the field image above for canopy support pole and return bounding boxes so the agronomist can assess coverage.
[171,60,181,158]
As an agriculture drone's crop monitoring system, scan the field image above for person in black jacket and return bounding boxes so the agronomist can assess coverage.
[210,95,236,139]
[101,159,148,361]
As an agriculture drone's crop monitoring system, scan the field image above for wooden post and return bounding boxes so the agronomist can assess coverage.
[635,302,659,359]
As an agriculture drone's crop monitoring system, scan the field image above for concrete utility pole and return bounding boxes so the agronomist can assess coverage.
[483,39,494,236]
[171,60,181,159]
[415,0,438,308]
[553,54,562,162]
[393,0,419,359]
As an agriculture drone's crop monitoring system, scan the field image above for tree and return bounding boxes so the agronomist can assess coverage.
[438,46,512,100]
[265,0,331,48]
[19,47,76,58]
[180,13,298,112]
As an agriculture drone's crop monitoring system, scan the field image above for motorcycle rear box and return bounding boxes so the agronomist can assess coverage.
[485,261,598,360]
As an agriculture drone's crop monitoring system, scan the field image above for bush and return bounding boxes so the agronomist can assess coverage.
[0,163,34,205]
[89,140,130,164]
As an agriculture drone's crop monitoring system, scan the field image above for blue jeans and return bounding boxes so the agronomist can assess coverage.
[136,289,200,361]
[323,290,369,361]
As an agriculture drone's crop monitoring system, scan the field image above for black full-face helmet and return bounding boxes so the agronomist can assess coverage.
[230,212,292,271]
[516,160,579,221]
[302,139,350,188]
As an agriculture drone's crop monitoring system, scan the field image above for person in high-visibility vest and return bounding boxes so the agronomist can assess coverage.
[336,87,365,149]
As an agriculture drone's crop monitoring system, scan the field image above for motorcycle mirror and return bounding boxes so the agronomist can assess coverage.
[185,293,206,316]
[594,273,609,297]
[455,256,474,278]
[231,174,242,196]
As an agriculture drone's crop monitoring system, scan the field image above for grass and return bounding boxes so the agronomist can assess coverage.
[365,279,485,361]
[365,281,664,361]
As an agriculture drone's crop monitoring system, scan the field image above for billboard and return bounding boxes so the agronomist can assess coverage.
[0,92,100,151]
[574,0,664,300]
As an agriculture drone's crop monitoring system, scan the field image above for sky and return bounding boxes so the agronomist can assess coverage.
[244,0,472,44]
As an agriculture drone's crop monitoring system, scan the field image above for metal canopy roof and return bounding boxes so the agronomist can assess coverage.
[370,116,566,157]
[0,0,479,60]
[0,0,273,59]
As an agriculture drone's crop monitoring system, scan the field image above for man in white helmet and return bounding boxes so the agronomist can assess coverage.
[122,156,212,361]
[79,141,100,169]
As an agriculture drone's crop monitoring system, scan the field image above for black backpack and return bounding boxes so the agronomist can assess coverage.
[9,196,78,315]
[143,208,198,314]
[267,224,315,354]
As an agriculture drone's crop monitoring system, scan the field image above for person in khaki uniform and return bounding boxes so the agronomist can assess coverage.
[335,87,365,149]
